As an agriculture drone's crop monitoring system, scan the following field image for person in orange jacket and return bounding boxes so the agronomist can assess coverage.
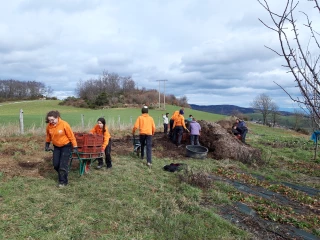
[90,117,112,169]
[45,110,78,187]
[132,106,156,166]
[169,108,184,141]
[173,109,189,147]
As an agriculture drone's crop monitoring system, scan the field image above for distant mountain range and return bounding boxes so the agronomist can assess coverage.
[189,104,293,116]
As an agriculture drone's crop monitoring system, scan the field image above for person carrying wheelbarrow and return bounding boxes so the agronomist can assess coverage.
[90,117,112,169]
[45,110,78,187]
[132,106,156,167]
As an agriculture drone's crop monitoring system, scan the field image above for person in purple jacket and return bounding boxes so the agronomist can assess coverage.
[188,117,201,145]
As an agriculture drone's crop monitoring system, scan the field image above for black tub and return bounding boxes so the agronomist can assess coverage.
[185,145,208,159]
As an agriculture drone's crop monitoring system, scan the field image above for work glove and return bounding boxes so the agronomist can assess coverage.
[73,147,78,153]
[45,142,50,151]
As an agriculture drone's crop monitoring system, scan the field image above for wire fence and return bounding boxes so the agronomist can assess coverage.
[0,109,164,137]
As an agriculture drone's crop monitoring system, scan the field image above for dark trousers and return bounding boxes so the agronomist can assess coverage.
[190,135,200,145]
[97,139,112,168]
[140,135,152,164]
[241,128,248,143]
[169,119,174,140]
[237,127,248,143]
[53,143,72,184]
[174,126,183,145]
[163,123,168,134]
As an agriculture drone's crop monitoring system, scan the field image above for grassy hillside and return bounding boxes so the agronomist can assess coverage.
[246,112,310,131]
[0,100,319,239]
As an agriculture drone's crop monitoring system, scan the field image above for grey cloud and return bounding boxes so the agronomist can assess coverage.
[0,0,310,109]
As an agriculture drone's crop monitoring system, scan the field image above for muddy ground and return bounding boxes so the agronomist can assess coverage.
[0,132,319,240]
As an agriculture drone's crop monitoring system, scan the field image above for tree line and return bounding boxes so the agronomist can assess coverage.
[0,72,189,109]
[0,79,53,102]
[68,71,189,109]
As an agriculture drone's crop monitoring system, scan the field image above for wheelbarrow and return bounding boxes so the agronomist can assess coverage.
[46,148,102,176]
[132,135,146,158]
[132,135,141,157]
[69,150,103,175]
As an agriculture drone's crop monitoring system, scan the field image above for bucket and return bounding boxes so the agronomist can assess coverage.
[185,145,208,159]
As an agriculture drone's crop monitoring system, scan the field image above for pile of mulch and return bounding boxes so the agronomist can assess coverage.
[198,120,262,165]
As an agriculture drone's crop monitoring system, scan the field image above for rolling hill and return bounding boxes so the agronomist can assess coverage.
[189,104,294,116]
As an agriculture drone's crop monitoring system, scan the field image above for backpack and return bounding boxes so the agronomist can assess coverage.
[163,163,187,172]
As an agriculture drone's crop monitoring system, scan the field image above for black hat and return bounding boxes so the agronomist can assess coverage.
[142,106,148,113]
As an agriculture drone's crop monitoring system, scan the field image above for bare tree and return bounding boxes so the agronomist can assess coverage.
[293,109,305,130]
[258,0,320,129]
[121,76,135,94]
[251,93,273,125]
[270,102,280,127]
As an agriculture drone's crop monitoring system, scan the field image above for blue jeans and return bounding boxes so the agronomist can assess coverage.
[53,143,72,184]
[190,135,200,145]
[140,135,152,164]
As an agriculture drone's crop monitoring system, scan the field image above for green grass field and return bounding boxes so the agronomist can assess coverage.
[0,100,225,131]
[0,157,249,240]
[0,100,319,239]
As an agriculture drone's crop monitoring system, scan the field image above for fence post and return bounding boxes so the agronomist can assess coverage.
[81,114,84,129]
[118,115,121,130]
[19,109,24,134]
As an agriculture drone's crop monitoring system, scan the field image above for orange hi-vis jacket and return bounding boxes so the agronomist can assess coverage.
[90,124,111,150]
[132,113,156,135]
[46,118,77,147]
[173,114,187,129]
[170,110,179,120]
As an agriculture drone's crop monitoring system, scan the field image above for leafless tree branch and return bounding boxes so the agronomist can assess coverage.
[260,0,320,129]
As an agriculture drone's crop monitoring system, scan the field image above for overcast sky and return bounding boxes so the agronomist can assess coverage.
[1,0,319,110]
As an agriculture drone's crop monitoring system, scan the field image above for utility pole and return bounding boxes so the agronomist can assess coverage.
[156,80,161,108]
[164,80,166,109]
[156,79,168,109]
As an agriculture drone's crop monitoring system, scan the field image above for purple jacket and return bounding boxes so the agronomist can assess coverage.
[189,121,201,135]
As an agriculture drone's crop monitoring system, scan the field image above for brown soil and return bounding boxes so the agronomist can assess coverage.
[0,132,191,179]
[0,120,263,179]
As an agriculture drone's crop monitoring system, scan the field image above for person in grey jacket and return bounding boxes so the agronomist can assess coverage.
[188,117,201,145]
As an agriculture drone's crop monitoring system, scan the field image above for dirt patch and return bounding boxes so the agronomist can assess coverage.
[18,161,42,169]
[0,121,264,178]
[216,119,234,132]
[2,146,26,155]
